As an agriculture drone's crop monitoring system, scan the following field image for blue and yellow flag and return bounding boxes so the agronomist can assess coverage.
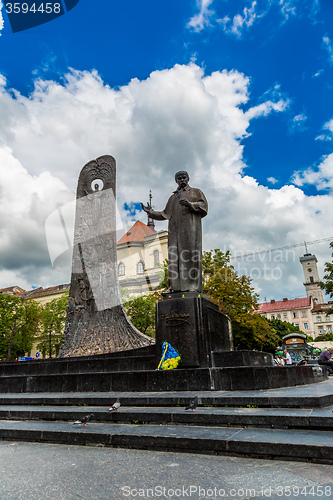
[157,342,181,370]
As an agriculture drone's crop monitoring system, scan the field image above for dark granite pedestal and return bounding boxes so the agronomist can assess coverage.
[0,344,327,392]
[155,292,233,368]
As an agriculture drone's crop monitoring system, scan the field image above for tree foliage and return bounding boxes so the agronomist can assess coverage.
[124,292,158,337]
[0,295,42,360]
[37,292,69,358]
[203,249,258,316]
[314,333,333,342]
[231,313,280,352]
[320,241,333,298]
[157,259,168,290]
[266,318,303,343]
[203,249,279,352]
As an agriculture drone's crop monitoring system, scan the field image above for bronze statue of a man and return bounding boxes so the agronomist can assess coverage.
[141,171,208,292]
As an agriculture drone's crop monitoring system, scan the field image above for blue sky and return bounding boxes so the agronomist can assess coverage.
[0,0,333,302]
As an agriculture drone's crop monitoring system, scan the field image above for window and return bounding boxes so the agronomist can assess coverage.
[301,311,306,318]
[317,316,322,323]
[294,323,299,327]
[328,326,332,334]
[310,276,314,283]
[319,327,324,334]
[277,314,281,319]
[137,261,144,274]
[326,315,330,322]
[271,315,275,319]
[293,312,298,319]
[303,323,309,330]
[153,250,160,267]
[283,313,287,318]
[118,262,125,276]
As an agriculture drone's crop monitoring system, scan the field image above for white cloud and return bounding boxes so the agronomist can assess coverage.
[0,63,331,301]
[191,0,317,37]
[0,2,4,34]
[292,153,333,191]
[289,113,308,133]
[323,36,333,64]
[0,146,73,288]
[279,0,297,21]
[245,98,289,119]
[293,113,307,123]
[315,118,333,142]
[187,0,215,32]
[323,119,333,134]
[267,176,278,184]
[222,1,260,38]
[312,69,324,78]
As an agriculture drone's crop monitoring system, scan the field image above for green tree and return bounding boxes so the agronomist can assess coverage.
[232,313,280,352]
[315,333,333,342]
[124,292,158,337]
[203,250,257,316]
[320,242,333,300]
[266,318,303,344]
[0,295,42,360]
[203,249,279,352]
[156,259,168,290]
[37,292,69,358]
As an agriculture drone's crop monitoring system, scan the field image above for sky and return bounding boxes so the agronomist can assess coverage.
[0,0,333,302]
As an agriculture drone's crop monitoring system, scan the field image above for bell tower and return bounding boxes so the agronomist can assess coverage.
[299,253,325,304]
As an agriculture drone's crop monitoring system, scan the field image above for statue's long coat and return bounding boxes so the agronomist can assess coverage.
[150,185,208,292]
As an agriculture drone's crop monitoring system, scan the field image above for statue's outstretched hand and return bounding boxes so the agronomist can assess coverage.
[141,202,151,214]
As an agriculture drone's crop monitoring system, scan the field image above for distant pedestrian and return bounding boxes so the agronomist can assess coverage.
[277,356,285,366]
[318,348,333,371]
[283,350,292,365]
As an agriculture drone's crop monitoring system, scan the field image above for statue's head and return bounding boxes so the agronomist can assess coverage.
[175,171,189,188]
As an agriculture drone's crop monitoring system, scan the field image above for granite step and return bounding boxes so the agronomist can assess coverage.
[0,404,333,430]
[0,419,332,464]
[1,378,333,407]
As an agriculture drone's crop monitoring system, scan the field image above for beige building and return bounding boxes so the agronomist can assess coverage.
[257,297,315,337]
[22,284,70,307]
[311,302,333,338]
[0,286,26,297]
[117,220,168,296]
[257,251,333,340]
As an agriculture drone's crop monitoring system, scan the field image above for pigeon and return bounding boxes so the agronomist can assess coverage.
[73,413,94,426]
[185,396,198,412]
[108,400,121,412]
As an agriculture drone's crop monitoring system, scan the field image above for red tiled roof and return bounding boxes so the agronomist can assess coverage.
[22,284,70,299]
[257,297,311,313]
[117,220,156,245]
[0,286,26,297]
[312,303,331,312]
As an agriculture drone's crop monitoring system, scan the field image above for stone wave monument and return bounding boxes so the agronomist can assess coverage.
[59,155,153,357]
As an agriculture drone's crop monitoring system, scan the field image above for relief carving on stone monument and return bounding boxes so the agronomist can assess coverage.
[59,155,153,357]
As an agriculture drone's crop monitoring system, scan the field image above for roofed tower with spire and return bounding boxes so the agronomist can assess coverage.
[299,252,325,304]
